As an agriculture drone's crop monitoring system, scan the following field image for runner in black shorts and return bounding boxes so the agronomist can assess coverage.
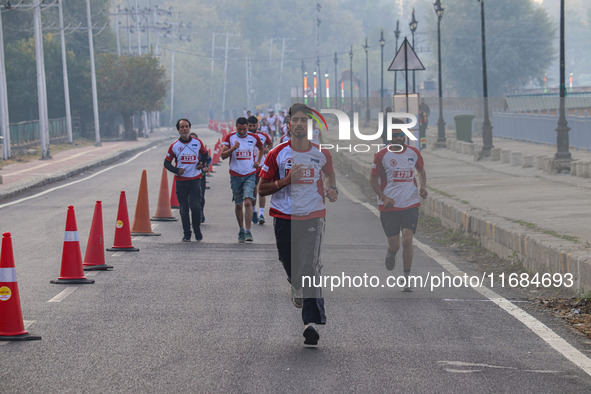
[370,126,427,290]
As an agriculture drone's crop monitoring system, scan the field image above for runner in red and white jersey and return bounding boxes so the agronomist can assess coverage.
[248,115,273,225]
[164,118,208,242]
[370,128,427,288]
[259,103,338,346]
[222,125,264,177]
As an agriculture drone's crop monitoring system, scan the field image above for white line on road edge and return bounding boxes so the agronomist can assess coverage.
[0,146,159,210]
[111,251,124,257]
[0,320,35,346]
[48,287,78,303]
[337,180,591,377]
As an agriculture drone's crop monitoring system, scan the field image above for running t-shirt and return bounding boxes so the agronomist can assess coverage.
[266,115,278,132]
[223,132,263,177]
[371,145,424,211]
[260,141,334,220]
[280,133,291,143]
[255,131,272,162]
[165,137,208,181]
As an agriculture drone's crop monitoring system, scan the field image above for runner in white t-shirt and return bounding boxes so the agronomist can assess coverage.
[259,103,338,346]
[266,110,279,140]
[221,117,264,243]
[370,127,428,290]
[247,115,273,225]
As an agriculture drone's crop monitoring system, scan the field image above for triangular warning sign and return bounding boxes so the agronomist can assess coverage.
[388,37,425,71]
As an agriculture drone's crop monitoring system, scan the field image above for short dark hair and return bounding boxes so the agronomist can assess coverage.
[236,117,248,126]
[247,116,258,124]
[288,103,312,117]
[176,118,191,130]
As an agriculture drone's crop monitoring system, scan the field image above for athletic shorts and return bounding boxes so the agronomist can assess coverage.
[379,207,419,237]
[230,174,256,205]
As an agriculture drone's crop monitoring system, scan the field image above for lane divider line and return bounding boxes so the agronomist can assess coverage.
[47,287,78,303]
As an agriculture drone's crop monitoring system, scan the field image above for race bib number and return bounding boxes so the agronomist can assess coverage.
[296,166,315,184]
[392,169,413,181]
[181,154,197,164]
[236,150,252,160]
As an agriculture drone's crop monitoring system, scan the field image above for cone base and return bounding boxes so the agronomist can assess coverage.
[106,246,139,252]
[83,264,113,271]
[0,333,42,341]
[150,217,177,221]
[50,278,95,284]
[130,232,161,236]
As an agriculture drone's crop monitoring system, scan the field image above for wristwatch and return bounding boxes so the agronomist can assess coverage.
[329,186,338,195]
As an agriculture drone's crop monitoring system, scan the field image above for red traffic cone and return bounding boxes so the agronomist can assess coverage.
[83,201,113,271]
[170,178,180,210]
[131,170,161,236]
[107,191,139,251]
[0,233,41,341]
[51,206,94,284]
[151,167,177,221]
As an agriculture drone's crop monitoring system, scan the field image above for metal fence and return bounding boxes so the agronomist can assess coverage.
[9,117,78,146]
[430,107,591,150]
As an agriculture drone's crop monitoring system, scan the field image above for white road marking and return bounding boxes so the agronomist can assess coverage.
[337,180,591,378]
[85,271,99,277]
[0,146,159,210]
[111,251,124,257]
[47,287,78,303]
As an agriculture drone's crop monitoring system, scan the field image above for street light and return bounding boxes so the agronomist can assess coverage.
[379,30,385,111]
[553,0,571,172]
[434,0,446,147]
[409,8,418,94]
[349,45,354,119]
[393,20,400,95]
[334,52,338,109]
[477,0,493,158]
[362,37,370,123]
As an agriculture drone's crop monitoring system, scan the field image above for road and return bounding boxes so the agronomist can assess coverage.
[1,126,590,392]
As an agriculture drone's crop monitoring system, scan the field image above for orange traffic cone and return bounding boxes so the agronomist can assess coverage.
[170,178,180,210]
[51,206,95,284]
[131,170,161,236]
[107,191,139,251]
[0,233,42,341]
[83,201,113,271]
[151,167,177,221]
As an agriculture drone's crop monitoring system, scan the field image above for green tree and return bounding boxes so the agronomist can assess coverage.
[96,54,167,140]
[430,0,554,97]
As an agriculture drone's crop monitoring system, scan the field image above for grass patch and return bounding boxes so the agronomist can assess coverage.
[511,219,579,243]
[0,139,95,168]
[426,185,455,199]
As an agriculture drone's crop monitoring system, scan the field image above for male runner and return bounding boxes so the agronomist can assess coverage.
[248,116,273,225]
[222,117,264,243]
[259,103,338,346]
[164,119,208,241]
[370,127,428,290]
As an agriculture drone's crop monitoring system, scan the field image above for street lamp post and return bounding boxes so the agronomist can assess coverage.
[349,45,354,119]
[379,30,385,111]
[393,20,400,95]
[334,52,338,109]
[553,0,571,172]
[301,60,305,100]
[477,0,493,158]
[363,37,370,123]
[434,0,446,147]
[409,9,418,94]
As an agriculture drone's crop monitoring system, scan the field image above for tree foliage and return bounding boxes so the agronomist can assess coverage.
[431,0,555,97]
[97,54,167,140]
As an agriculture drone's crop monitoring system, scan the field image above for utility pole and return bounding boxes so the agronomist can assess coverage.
[0,9,10,160]
[58,0,73,144]
[113,1,121,56]
[86,0,100,146]
[34,3,50,158]
[222,32,229,120]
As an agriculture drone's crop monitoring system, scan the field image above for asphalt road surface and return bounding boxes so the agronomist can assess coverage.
[1,126,591,392]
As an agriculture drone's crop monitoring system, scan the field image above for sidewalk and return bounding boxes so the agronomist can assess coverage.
[324,122,591,294]
[0,128,173,202]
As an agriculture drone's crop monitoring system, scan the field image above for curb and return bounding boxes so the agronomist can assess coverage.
[331,145,591,295]
[0,135,170,203]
